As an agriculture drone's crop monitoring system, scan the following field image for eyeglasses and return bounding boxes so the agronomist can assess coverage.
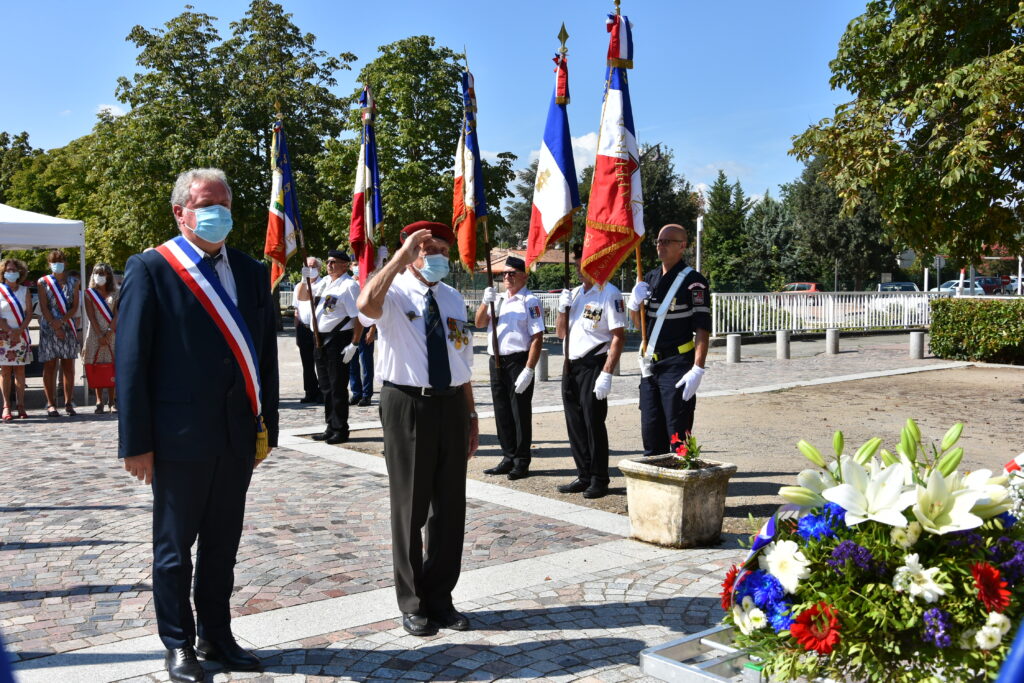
[656,239,684,246]
[326,260,340,265]
[501,272,520,278]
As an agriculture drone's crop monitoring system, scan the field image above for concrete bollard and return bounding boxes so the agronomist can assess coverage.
[726,334,741,363]
[909,331,925,359]
[537,349,549,381]
[776,330,790,360]
[826,328,839,355]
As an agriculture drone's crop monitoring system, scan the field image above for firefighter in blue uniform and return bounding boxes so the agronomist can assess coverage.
[627,224,711,455]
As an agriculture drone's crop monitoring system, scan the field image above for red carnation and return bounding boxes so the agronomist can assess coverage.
[972,562,1011,613]
[720,565,740,610]
[790,602,841,654]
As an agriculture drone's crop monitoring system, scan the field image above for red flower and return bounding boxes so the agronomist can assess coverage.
[791,602,841,654]
[720,565,740,610]
[972,562,1011,613]
[670,432,682,445]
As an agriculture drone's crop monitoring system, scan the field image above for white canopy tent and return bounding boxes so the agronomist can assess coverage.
[0,203,89,401]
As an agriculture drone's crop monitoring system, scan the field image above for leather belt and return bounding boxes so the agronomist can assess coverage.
[383,381,459,397]
[651,340,695,362]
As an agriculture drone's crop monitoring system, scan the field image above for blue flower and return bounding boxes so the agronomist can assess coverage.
[768,601,794,633]
[827,540,884,575]
[823,502,848,528]
[752,573,785,608]
[997,511,1017,529]
[922,608,952,648]
[797,513,830,541]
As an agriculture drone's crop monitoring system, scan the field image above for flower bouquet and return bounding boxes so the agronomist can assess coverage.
[721,420,1022,682]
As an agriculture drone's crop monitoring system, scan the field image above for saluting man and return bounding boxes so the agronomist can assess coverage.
[555,245,626,499]
[475,256,544,480]
[627,223,711,455]
[302,250,362,445]
[356,221,479,638]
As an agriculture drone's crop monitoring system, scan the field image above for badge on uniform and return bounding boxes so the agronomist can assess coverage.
[529,304,541,319]
[582,303,603,323]
[324,295,337,312]
[690,284,706,307]
[405,310,420,321]
[446,317,471,349]
[614,298,625,313]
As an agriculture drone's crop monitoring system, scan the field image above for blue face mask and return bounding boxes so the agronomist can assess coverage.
[184,204,233,243]
[417,254,450,283]
[4,271,19,282]
[50,262,65,274]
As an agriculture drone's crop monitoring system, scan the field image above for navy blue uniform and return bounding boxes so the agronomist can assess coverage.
[116,246,279,650]
[638,261,710,455]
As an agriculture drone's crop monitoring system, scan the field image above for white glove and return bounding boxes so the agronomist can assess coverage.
[301,267,319,279]
[482,287,496,305]
[514,367,535,394]
[627,281,650,311]
[638,353,653,378]
[675,365,705,401]
[593,371,613,400]
[557,288,573,313]
[342,343,359,364]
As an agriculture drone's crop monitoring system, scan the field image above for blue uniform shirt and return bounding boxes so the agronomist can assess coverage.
[641,261,712,352]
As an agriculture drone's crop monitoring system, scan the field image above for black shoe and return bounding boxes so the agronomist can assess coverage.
[402,612,437,637]
[311,430,335,441]
[325,432,349,445]
[483,462,514,476]
[299,394,320,404]
[358,397,372,407]
[507,467,530,481]
[557,478,589,494]
[197,635,261,671]
[430,607,471,631]
[583,485,609,499]
[165,646,204,683]
[348,394,360,405]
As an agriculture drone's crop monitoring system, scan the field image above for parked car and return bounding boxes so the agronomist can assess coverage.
[972,276,1004,295]
[877,282,920,292]
[781,282,824,293]
[930,280,985,294]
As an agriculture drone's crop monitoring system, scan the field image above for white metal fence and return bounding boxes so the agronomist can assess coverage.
[711,292,954,336]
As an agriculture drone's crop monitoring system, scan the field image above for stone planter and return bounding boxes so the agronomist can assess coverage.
[619,455,737,548]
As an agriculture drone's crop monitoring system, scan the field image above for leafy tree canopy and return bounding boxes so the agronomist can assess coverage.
[791,0,1024,258]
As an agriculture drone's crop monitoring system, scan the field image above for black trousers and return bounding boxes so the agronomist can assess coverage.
[314,330,352,435]
[488,351,534,469]
[562,353,610,486]
[380,384,469,615]
[638,353,697,456]
[151,454,253,649]
[295,321,320,399]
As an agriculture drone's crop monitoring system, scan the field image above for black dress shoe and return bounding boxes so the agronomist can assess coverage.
[325,432,349,445]
[348,394,360,405]
[583,484,609,499]
[430,607,471,631]
[402,612,437,637]
[299,394,320,404]
[165,646,204,683]
[357,397,372,407]
[197,636,261,671]
[484,462,514,476]
[557,478,589,494]
[311,430,335,441]
[507,468,530,481]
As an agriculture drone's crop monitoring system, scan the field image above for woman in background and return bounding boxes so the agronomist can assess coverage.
[37,249,80,416]
[83,263,118,413]
[0,258,34,421]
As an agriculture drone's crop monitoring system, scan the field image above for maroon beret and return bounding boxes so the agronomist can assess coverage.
[400,221,455,245]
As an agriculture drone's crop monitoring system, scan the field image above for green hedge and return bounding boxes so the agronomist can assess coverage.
[929,297,1024,364]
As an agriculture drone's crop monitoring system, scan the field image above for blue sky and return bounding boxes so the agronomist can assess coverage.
[2,0,866,199]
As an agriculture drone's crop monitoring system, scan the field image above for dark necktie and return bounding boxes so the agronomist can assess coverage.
[202,253,223,282]
[424,288,451,390]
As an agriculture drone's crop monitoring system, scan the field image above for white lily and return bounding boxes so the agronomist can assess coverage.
[779,464,841,507]
[892,553,946,603]
[912,468,983,535]
[953,469,1012,519]
[821,459,915,527]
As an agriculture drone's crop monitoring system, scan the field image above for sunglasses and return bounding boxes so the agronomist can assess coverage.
[501,271,522,278]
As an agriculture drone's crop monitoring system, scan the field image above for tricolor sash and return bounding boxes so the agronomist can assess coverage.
[1005,453,1024,476]
[0,284,31,346]
[154,235,269,460]
[86,288,114,325]
[41,274,77,340]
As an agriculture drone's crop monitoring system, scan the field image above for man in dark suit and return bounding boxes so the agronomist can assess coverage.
[117,168,279,682]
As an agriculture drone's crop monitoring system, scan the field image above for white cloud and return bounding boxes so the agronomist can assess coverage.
[693,182,710,196]
[478,149,502,164]
[570,131,598,175]
[59,109,72,117]
[97,103,126,117]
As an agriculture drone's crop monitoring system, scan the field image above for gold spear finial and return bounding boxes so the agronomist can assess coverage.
[558,23,569,55]
[614,0,621,16]
[274,100,283,121]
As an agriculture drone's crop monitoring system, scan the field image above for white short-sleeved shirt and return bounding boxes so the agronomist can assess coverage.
[313,274,359,332]
[295,277,321,327]
[567,283,627,360]
[358,269,473,388]
[0,284,30,327]
[486,288,545,356]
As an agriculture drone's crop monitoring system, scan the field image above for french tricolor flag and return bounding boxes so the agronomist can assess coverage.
[525,53,580,269]
[581,12,644,286]
[350,84,383,287]
[453,70,488,272]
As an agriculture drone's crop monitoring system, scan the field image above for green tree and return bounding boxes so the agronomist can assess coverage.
[743,192,801,291]
[791,0,1024,258]
[702,170,753,291]
[0,131,39,204]
[637,144,701,273]
[501,158,538,248]
[783,156,894,290]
